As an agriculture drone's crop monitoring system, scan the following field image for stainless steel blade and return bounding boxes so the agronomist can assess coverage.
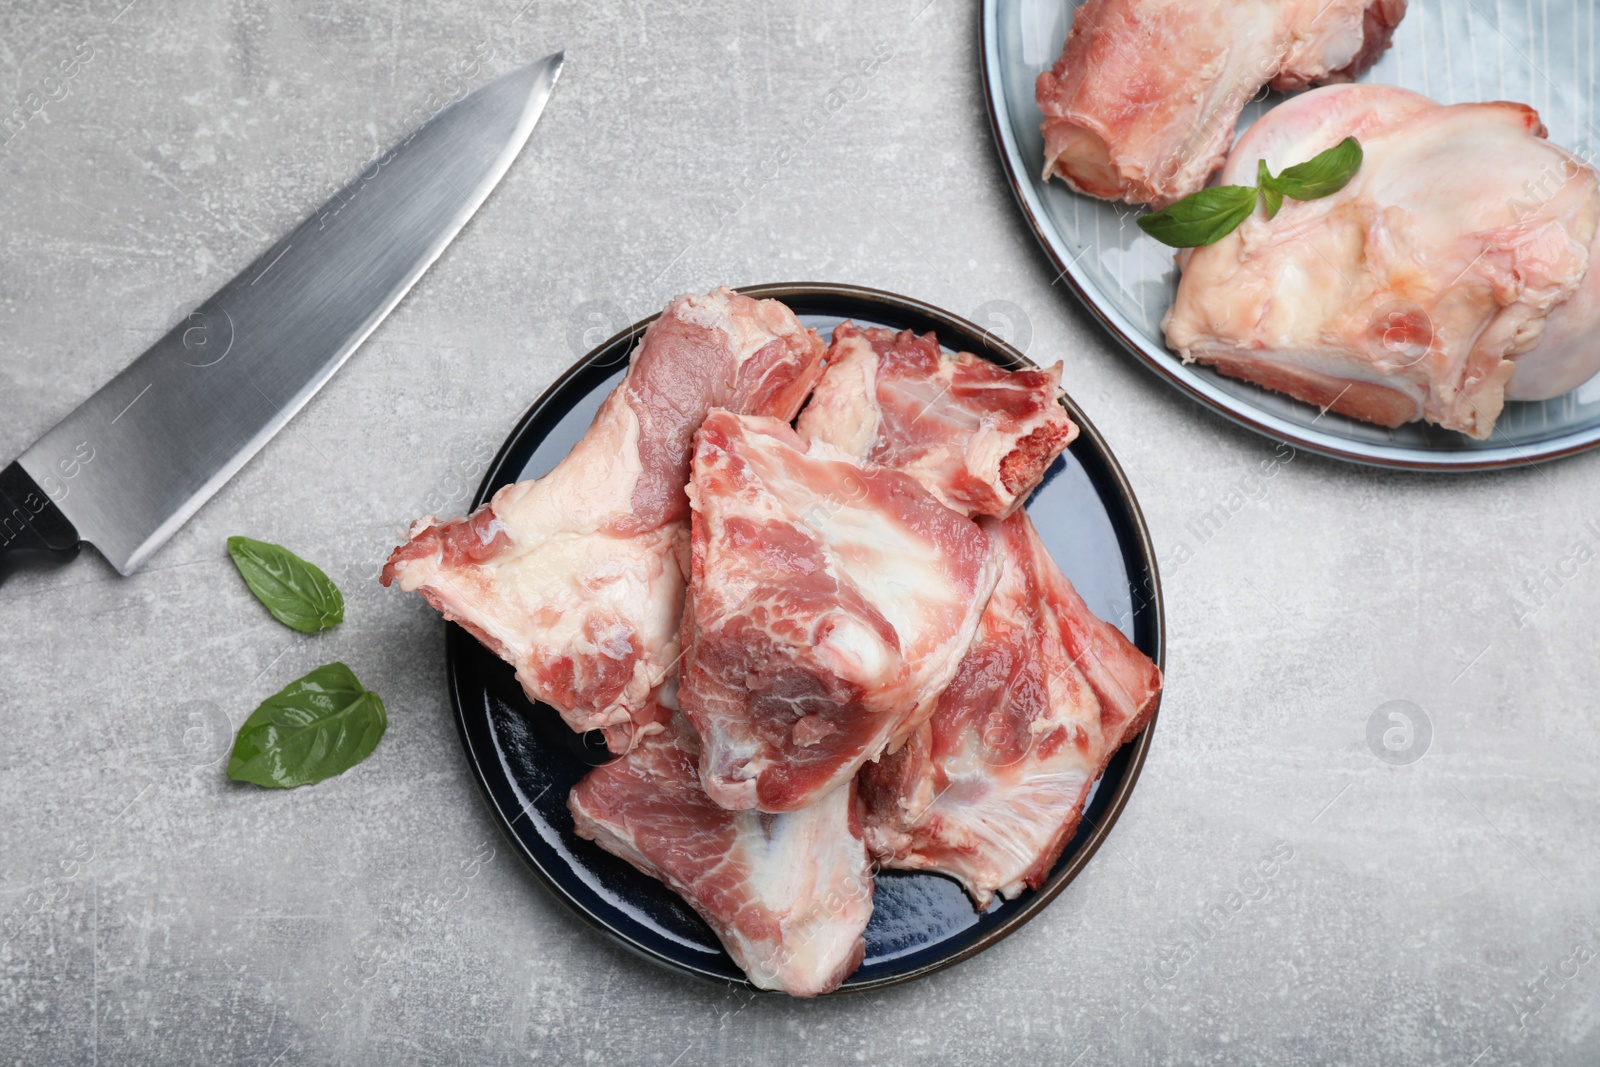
[17,52,564,575]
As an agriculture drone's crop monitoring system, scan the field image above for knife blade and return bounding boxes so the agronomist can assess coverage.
[0,51,564,583]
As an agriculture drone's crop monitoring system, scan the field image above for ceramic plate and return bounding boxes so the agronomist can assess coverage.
[448,283,1165,991]
[982,0,1600,469]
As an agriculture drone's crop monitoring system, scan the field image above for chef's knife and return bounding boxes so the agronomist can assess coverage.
[0,52,564,584]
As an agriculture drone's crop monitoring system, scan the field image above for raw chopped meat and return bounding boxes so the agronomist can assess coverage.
[679,410,1000,813]
[1035,0,1408,207]
[382,289,825,751]
[1163,84,1600,438]
[568,713,873,997]
[795,323,1077,518]
[860,511,1162,906]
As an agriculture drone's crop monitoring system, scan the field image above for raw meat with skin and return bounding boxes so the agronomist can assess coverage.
[679,410,1000,813]
[860,511,1162,906]
[1163,84,1600,439]
[381,289,825,751]
[568,713,873,997]
[795,323,1078,519]
[1035,0,1407,207]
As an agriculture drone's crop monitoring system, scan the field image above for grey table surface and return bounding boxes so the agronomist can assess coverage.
[1,1,1596,1064]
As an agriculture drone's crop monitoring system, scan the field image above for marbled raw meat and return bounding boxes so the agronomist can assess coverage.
[796,322,1077,518]
[860,511,1162,906]
[569,712,873,996]
[679,410,999,813]
[382,289,825,751]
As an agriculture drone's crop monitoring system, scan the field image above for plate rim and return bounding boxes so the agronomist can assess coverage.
[446,280,1166,994]
[977,0,1600,472]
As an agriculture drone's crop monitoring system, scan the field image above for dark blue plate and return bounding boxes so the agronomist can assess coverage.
[448,283,1165,992]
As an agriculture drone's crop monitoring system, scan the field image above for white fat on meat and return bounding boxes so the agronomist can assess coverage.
[797,323,1077,519]
[568,714,873,997]
[381,288,825,752]
[1163,83,1600,439]
[679,410,999,813]
[860,511,1163,906]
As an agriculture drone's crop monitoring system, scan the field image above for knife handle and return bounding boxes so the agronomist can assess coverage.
[0,461,80,585]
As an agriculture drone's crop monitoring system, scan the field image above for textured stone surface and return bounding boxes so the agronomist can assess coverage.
[2,1,1598,1064]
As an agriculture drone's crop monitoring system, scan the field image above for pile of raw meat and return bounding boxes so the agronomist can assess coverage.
[1037,0,1600,439]
[382,289,1163,996]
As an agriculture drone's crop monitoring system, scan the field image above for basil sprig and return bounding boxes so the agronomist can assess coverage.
[1139,137,1364,247]
[227,663,387,788]
[1266,135,1364,202]
[227,535,345,633]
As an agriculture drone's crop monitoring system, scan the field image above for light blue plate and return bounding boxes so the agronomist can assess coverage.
[983,0,1600,469]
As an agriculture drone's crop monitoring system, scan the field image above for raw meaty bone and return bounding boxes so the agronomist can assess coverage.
[381,289,825,752]
[568,712,873,997]
[799,329,1159,904]
[795,323,1078,519]
[1163,84,1600,439]
[1035,0,1408,207]
[860,511,1162,907]
[679,410,1000,813]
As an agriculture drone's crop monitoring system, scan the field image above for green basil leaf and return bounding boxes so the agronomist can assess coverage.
[1258,159,1284,219]
[227,663,387,788]
[1266,136,1363,202]
[1137,185,1259,248]
[227,535,344,633]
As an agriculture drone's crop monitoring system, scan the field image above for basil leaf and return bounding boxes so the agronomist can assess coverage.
[1258,159,1284,219]
[227,663,387,788]
[227,536,344,633]
[1137,185,1259,248]
[1265,136,1363,202]
[1139,137,1364,247]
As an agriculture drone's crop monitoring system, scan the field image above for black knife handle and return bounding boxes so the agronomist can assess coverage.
[0,461,80,585]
